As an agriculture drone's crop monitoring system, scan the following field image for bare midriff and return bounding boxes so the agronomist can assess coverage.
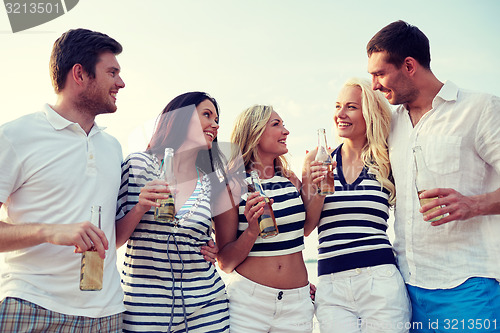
[235,251,308,289]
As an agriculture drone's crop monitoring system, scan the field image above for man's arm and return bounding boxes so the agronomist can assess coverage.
[0,202,109,258]
[419,187,500,226]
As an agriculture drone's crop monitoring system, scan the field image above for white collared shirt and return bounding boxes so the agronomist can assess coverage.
[389,81,500,289]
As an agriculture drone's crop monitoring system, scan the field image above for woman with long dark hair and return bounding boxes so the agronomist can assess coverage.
[116,92,230,332]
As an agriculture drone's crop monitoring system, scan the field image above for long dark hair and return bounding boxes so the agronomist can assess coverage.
[146,91,227,180]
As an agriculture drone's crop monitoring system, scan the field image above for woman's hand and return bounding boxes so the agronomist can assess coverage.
[243,192,274,237]
[309,160,336,196]
[309,282,316,301]
[309,161,327,193]
[201,239,218,265]
[136,179,172,214]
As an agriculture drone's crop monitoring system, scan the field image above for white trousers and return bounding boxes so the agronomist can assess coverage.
[315,264,411,333]
[227,271,314,333]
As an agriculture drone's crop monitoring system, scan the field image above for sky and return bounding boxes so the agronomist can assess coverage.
[2,0,500,260]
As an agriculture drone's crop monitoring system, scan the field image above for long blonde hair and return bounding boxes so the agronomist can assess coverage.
[230,105,292,177]
[339,78,395,204]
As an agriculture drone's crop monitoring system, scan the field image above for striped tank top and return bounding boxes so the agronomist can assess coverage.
[238,173,305,257]
[318,145,396,276]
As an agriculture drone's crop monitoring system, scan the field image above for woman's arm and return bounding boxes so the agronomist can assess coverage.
[115,179,170,247]
[213,184,265,273]
[301,150,331,236]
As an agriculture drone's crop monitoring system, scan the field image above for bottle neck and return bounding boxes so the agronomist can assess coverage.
[318,130,328,149]
[315,130,332,163]
[250,172,266,196]
[90,205,101,228]
[161,153,176,183]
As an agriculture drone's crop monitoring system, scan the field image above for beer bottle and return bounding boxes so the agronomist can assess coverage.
[155,148,176,222]
[80,205,104,291]
[413,146,443,222]
[314,128,335,195]
[249,170,279,238]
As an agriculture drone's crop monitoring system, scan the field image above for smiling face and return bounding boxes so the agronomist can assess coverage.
[77,51,125,116]
[257,111,289,160]
[367,51,417,106]
[182,99,219,151]
[335,85,367,144]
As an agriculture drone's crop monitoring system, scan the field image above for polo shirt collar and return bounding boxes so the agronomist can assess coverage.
[43,103,107,135]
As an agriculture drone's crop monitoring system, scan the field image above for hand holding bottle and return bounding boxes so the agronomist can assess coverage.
[315,129,335,195]
[243,192,275,237]
[413,146,444,223]
[154,148,177,222]
[308,157,337,196]
[248,171,279,238]
[136,179,174,214]
[80,205,104,291]
[45,222,108,258]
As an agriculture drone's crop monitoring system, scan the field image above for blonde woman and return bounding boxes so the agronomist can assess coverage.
[215,105,315,332]
[302,78,411,333]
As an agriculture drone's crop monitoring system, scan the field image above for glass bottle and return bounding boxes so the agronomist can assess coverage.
[413,146,443,222]
[249,170,279,238]
[155,148,176,222]
[80,205,104,291]
[314,128,335,195]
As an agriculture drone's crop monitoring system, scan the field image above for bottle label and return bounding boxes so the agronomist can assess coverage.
[154,194,175,222]
[80,251,103,291]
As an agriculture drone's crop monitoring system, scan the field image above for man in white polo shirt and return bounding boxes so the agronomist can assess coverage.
[0,29,126,331]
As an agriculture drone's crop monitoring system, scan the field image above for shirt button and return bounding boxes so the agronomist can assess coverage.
[356,268,361,274]
[277,291,283,300]
[89,154,94,159]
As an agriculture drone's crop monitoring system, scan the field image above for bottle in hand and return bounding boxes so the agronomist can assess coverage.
[80,205,104,291]
[249,170,279,238]
[155,148,176,222]
[413,146,444,222]
[315,128,335,195]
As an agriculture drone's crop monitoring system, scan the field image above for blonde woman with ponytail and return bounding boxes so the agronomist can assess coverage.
[302,78,410,333]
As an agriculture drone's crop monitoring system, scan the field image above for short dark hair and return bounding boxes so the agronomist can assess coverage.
[49,28,122,93]
[367,20,431,70]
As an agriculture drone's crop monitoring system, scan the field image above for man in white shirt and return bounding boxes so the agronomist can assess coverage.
[367,20,500,332]
[0,29,126,331]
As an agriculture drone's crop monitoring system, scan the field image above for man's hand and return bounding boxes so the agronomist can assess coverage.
[47,222,109,258]
[419,188,479,226]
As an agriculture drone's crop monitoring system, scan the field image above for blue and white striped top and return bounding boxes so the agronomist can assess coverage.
[238,173,305,257]
[116,152,229,332]
[317,145,396,276]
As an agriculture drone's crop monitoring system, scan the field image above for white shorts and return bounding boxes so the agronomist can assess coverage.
[226,271,314,333]
[315,264,411,333]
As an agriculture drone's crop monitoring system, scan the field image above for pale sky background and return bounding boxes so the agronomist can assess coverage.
[2,0,500,264]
